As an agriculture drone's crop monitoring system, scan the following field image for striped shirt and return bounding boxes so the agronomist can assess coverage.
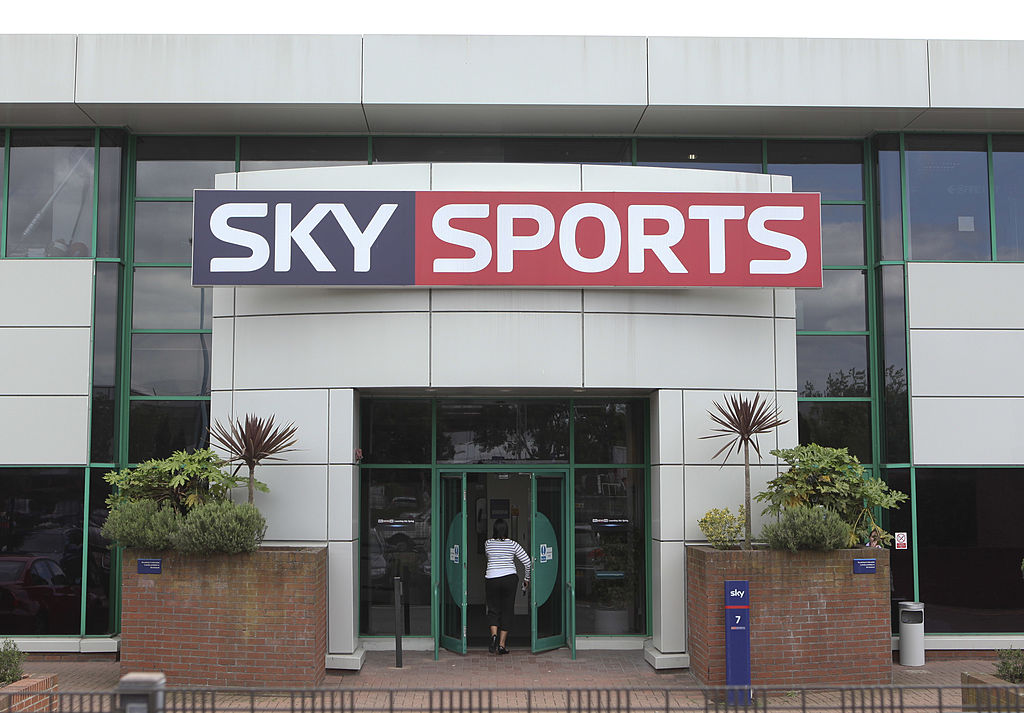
[484,538,532,580]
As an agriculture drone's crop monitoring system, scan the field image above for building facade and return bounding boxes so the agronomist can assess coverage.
[1,34,1024,665]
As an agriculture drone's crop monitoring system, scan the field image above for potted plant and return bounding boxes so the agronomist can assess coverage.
[209,413,298,504]
[962,648,1024,711]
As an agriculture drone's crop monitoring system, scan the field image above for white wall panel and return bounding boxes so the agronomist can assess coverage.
[429,163,582,191]
[328,465,358,541]
[431,289,581,313]
[211,317,234,392]
[651,389,683,466]
[652,465,684,541]
[683,465,778,540]
[583,314,776,389]
[234,288,429,317]
[0,396,88,464]
[774,318,797,392]
[230,389,329,464]
[0,35,77,102]
[775,289,796,318]
[328,541,359,654]
[235,163,430,191]
[912,398,1024,465]
[212,287,235,317]
[328,389,357,466]
[0,329,90,395]
[0,261,93,327]
[911,330,1024,396]
[581,164,771,192]
[583,288,774,317]
[210,390,232,435]
[232,313,430,389]
[430,312,582,387]
[908,263,1024,329]
[250,464,328,541]
[928,41,1024,109]
[651,540,685,654]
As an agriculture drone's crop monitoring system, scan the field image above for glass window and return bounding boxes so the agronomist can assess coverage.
[883,468,913,633]
[0,468,85,635]
[239,137,368,171]
[128,400,210,463]
[797,335,869,397]
[875,135,904,261]
[436,401,569,463]
[97,131,125,258]
[993,136,1024,261]
[821,205,865,267]
[881,266,909,463]
[574,468,646,635]
[360,399,432,464]
[906,135,991,261]
[797,401,871,464]
[795,270,867,332]
[373,138,631,164]
[359,469,431,635]
[91,263,120,464]
[132,267,211,330]
[6,130,95,258]
[767,141,863,201]
[636,138,762,172]
[131,334,211,397]
[915,468,1024,633]
[573,401,645,464]
[85,471,113,634]
[135,136,235,198]
[133,202,194,264]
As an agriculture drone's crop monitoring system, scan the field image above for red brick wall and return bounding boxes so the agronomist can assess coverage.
[0,674,57,713]
[120,547,327,687]
[687,546,892,687]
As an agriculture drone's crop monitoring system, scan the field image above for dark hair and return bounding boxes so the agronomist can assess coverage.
[492,518,508,540]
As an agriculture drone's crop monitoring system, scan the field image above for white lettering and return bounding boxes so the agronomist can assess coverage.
[497,204,554,273]
[559,203,620,273]
[748,206,808,275]
[688,205,745,274]
[274,204,337,272]
[333,203,397,272]
[432,204,492,273]
[627,205,686,274]
[209,203,270,273]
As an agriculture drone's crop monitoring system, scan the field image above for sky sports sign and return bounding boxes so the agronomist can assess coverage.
[191,190,822,288]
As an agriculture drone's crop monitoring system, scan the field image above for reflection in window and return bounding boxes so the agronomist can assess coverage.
[132,267,211,330]
[906,135,991,261]
[86,471,113,634]
[133,202,194,264]
[373,138,631,164]
[131,334,211,396]
[135,137,235,197]
[875,135,904,261]
[820,205,865,267]
[574,468,646,635]
[360,399,432,464]
[915,469,1024,633]
[636,139,762,173]
[239,136,368,171]
[97,131,125,259]
[767,140,863,201]
[359,469,431,635]
[797,335,869,397]
[798,401,871,464]
[0,468,85,635]
[795,270,867,331]
[883,468,914,633]
[6,130,95,258]
[436,401,569,463]
[128,400,210,463]
[880,266,909,463]
[993,136,1024,261]
[573,401,645,464]
[92,263,120,464]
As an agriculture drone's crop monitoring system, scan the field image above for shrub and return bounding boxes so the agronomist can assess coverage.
[997,648,1024,684]
[170,501,267,555]
[697,506,746,549]
[100,499,180,549]
[104,448,244,513]
[0,639,25,686]
[761,505,849,552]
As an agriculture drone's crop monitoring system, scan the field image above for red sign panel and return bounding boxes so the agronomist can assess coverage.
[415,191,821,288]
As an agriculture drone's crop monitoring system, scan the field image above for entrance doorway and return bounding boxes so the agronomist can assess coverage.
[436,470,573,657]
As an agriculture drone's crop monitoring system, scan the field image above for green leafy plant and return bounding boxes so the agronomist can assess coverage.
[104,449,242,513]
[210,414,299,504]
[997,648,1024,684]
[758,443,908,547]
[0,639,25,686]
[701,393,789,549]
[100,499,181,549]
[761,505,849,552]
[170,501,267,555]
[697,506,746,549]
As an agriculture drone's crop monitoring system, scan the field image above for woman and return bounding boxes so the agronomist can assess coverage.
[484,518,531,654]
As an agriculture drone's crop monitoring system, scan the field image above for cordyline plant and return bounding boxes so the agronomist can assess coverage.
[701,393,789,550]
[209,414,299,504]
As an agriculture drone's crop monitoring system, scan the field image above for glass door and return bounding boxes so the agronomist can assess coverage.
[531,472,571,654]
[438,472,467,654]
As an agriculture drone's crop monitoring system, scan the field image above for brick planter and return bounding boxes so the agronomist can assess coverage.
[0,674,58,713]
[686,546,891,687]
[120,547,327,687]
[961,672,1024,711]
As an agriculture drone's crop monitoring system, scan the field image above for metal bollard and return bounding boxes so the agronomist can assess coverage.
[394,576,404,668]
[117,672,165,713]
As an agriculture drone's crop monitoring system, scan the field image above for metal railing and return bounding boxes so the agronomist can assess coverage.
[4,685,1024,713]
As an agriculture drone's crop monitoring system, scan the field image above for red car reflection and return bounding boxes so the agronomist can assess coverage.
[0,556,79,634]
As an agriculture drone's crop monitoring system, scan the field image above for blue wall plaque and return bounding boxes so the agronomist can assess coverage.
[725,580,751,703]
[137,558,162,574]
[853,558,877,574]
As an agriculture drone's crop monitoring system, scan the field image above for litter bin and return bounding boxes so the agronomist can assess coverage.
[898,601,925,666]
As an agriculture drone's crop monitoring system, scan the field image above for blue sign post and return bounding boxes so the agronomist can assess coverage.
[725,580,751,704]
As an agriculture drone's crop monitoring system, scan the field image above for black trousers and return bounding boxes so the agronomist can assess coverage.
[485,573,518,630]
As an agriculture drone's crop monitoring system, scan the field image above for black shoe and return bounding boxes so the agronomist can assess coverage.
[497,646,509,655]
[488,635,498,654]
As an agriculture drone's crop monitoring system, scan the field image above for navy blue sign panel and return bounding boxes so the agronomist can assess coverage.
[192,190,416,286]
[725,579,751,704]
[853,558,877,574]
[137,558,162,574]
